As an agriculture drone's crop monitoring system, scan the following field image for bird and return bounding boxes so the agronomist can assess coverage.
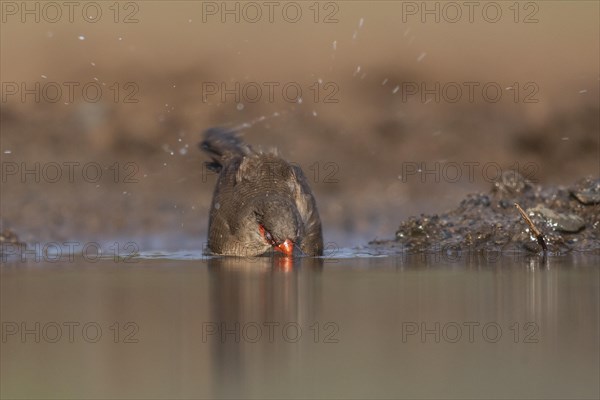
[200,127,323,257]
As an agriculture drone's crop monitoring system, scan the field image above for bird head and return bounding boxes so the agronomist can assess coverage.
[253,198,302,256]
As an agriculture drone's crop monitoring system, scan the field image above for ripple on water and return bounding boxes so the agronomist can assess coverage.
[134,248,388,261]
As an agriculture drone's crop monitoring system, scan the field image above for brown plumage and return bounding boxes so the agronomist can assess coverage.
[200,128,323,257]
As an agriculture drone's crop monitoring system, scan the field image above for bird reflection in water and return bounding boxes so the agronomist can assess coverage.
[275,255,295,272]
[206,256,323,396]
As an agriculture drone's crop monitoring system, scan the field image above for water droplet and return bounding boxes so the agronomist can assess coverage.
[4,150,12,154]
[78,35,85,41]
[237,103,244,110]
[215,202,221,210]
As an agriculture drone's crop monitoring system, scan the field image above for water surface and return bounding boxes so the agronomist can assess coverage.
[1,252,598,399]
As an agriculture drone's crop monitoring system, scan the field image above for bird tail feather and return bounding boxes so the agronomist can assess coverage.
[199,127,251,172]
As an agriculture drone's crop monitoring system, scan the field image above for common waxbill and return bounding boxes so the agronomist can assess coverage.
[200,128,323,257]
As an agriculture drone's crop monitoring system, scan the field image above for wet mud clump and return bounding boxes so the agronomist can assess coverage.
[370,172,600,254]
[0,229,25,257]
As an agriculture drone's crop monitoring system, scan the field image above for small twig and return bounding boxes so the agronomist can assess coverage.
[514,203,548,252]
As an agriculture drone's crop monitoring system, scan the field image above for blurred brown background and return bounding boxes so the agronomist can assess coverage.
[1,0,598,248]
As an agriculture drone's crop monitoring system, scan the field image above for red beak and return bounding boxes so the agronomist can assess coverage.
[276,239,294,256]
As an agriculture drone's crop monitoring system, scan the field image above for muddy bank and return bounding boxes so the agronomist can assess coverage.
[4,173,598,258]
[0,229,24,256]
[369,173,600,255]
